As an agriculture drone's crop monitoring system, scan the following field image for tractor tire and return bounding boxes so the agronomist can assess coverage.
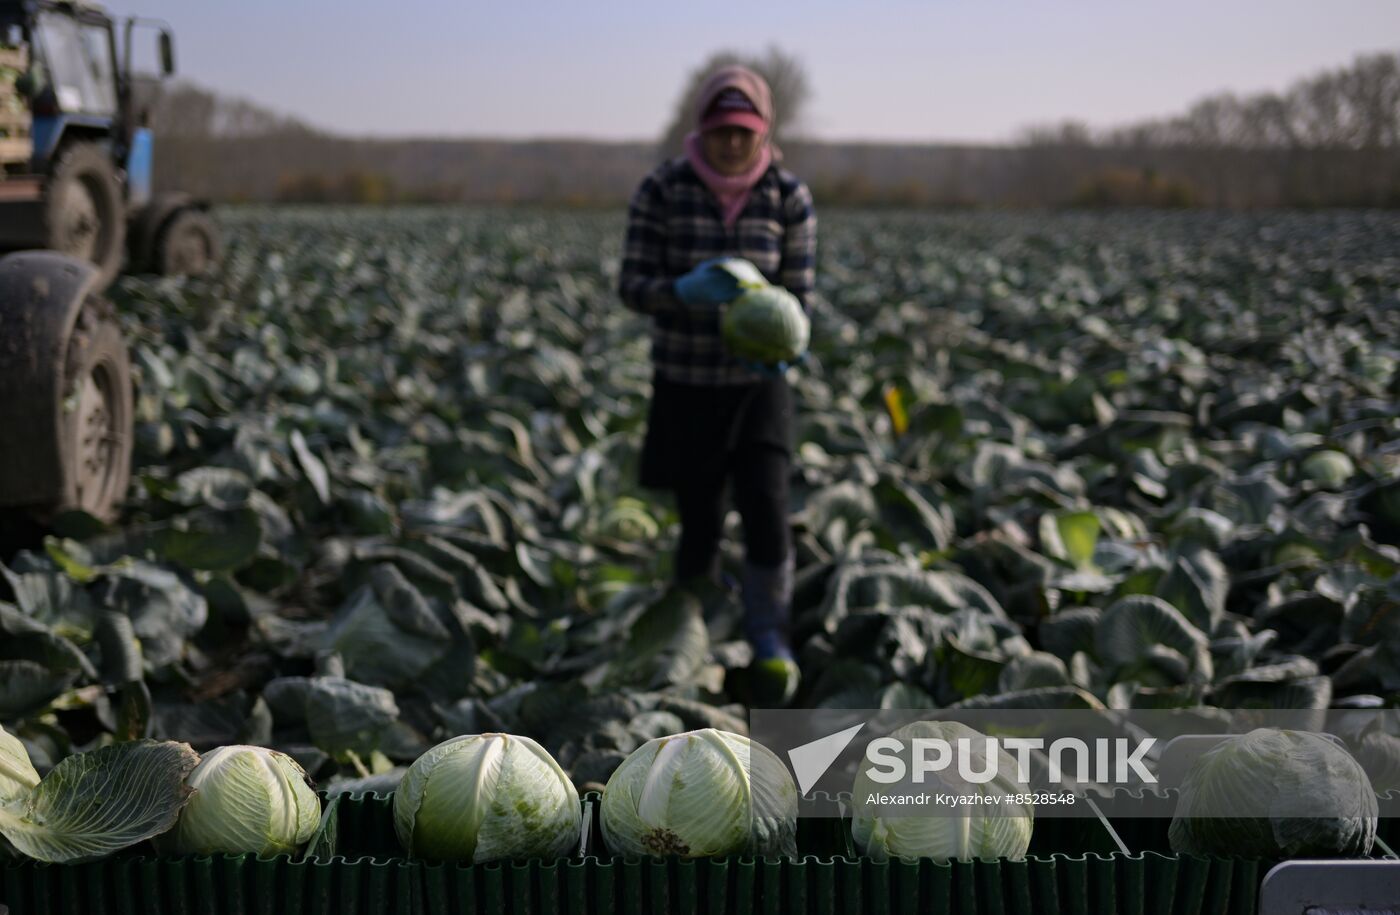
[0,252,133,530]
[155,207,220,277]
[43,143,126,290]
[56,296,134,521]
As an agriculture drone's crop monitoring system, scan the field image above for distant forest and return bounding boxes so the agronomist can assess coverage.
[142,52,1400,208]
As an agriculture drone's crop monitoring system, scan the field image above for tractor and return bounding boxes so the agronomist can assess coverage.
[0,0,216,528]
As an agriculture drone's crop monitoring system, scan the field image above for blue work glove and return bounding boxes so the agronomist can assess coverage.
[674,258,746,307]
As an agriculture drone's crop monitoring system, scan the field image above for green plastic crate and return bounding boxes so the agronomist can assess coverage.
[1380,789,1399,848]
[0,790,417,915]
[4,788,1396,915]
[370,789,1131,915]
[1097,787,1400,915]
[322,791,400,861]
[0,853,420,915]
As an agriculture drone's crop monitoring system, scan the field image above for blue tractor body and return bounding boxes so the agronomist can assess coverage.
[0,1,217,523]
[0,0,217,286]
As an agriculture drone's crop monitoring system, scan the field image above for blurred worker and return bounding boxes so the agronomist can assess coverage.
[617,65,817,703]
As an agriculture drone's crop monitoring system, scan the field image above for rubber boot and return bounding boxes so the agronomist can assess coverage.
[741,555,796,660]
[742,555,802,706]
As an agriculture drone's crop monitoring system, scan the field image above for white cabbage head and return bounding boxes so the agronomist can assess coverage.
[393,733,581,862]
[155,745,321,857]
[851,720,1034,862]
[600,728,798,858]
[1169,728,1377,858]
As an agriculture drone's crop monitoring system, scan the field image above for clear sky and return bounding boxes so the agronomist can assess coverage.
[104,0,1399,143]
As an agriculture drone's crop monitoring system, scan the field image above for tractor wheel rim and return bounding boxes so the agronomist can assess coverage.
[59,181,100,262]
[75,362,119,513]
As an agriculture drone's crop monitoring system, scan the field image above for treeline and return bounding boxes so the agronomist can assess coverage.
[140,51,1400,208]
[1016,52,1400,208]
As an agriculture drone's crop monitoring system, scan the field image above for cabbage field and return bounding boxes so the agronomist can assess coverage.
[3,205,1400,813]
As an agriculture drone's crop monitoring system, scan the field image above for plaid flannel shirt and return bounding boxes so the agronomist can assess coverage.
[618,156,817,386]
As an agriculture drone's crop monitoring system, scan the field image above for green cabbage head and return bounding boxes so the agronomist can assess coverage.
[722,286,810,365]
[1169,728,1377,858]
[155,745,321,856]
[394,733,581,862]
[600,728,798,858]
[1299,450,1355,488]
[851,720,1034,862]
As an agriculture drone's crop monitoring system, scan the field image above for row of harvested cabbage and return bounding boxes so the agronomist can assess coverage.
[0,723,1380,864]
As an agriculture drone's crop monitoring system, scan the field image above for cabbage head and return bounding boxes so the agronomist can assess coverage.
[851,720,1034,862]
[1353,726,1400,794]
[155,745,321,857]
[1169,728,1377,858]
[600,728,797,858]
[1299,450,1355,488]
[713,257,769,291]
[722,286,810,365]
[394,733,580,862]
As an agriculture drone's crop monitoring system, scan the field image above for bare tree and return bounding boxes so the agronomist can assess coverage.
[657,46,812,158]
[1242,94,1297,149]
[122,47,1400,208]
[1289,73,1347,147]
[1338,53,1400,148]
[1017,120,1094,148]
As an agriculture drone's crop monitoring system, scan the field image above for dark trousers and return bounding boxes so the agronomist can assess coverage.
[639,374,795,584]
[673,443,791,583]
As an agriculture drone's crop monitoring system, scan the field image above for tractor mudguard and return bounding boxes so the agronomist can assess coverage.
[0,251,106,509]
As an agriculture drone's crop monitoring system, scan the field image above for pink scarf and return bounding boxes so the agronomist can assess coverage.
[685,130,772,228]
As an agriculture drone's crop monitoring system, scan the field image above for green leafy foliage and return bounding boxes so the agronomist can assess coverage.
[0,207,1397,811]
[0,738,198,863]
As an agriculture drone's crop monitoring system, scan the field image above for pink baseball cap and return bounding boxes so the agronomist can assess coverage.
[700,87,767,134]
